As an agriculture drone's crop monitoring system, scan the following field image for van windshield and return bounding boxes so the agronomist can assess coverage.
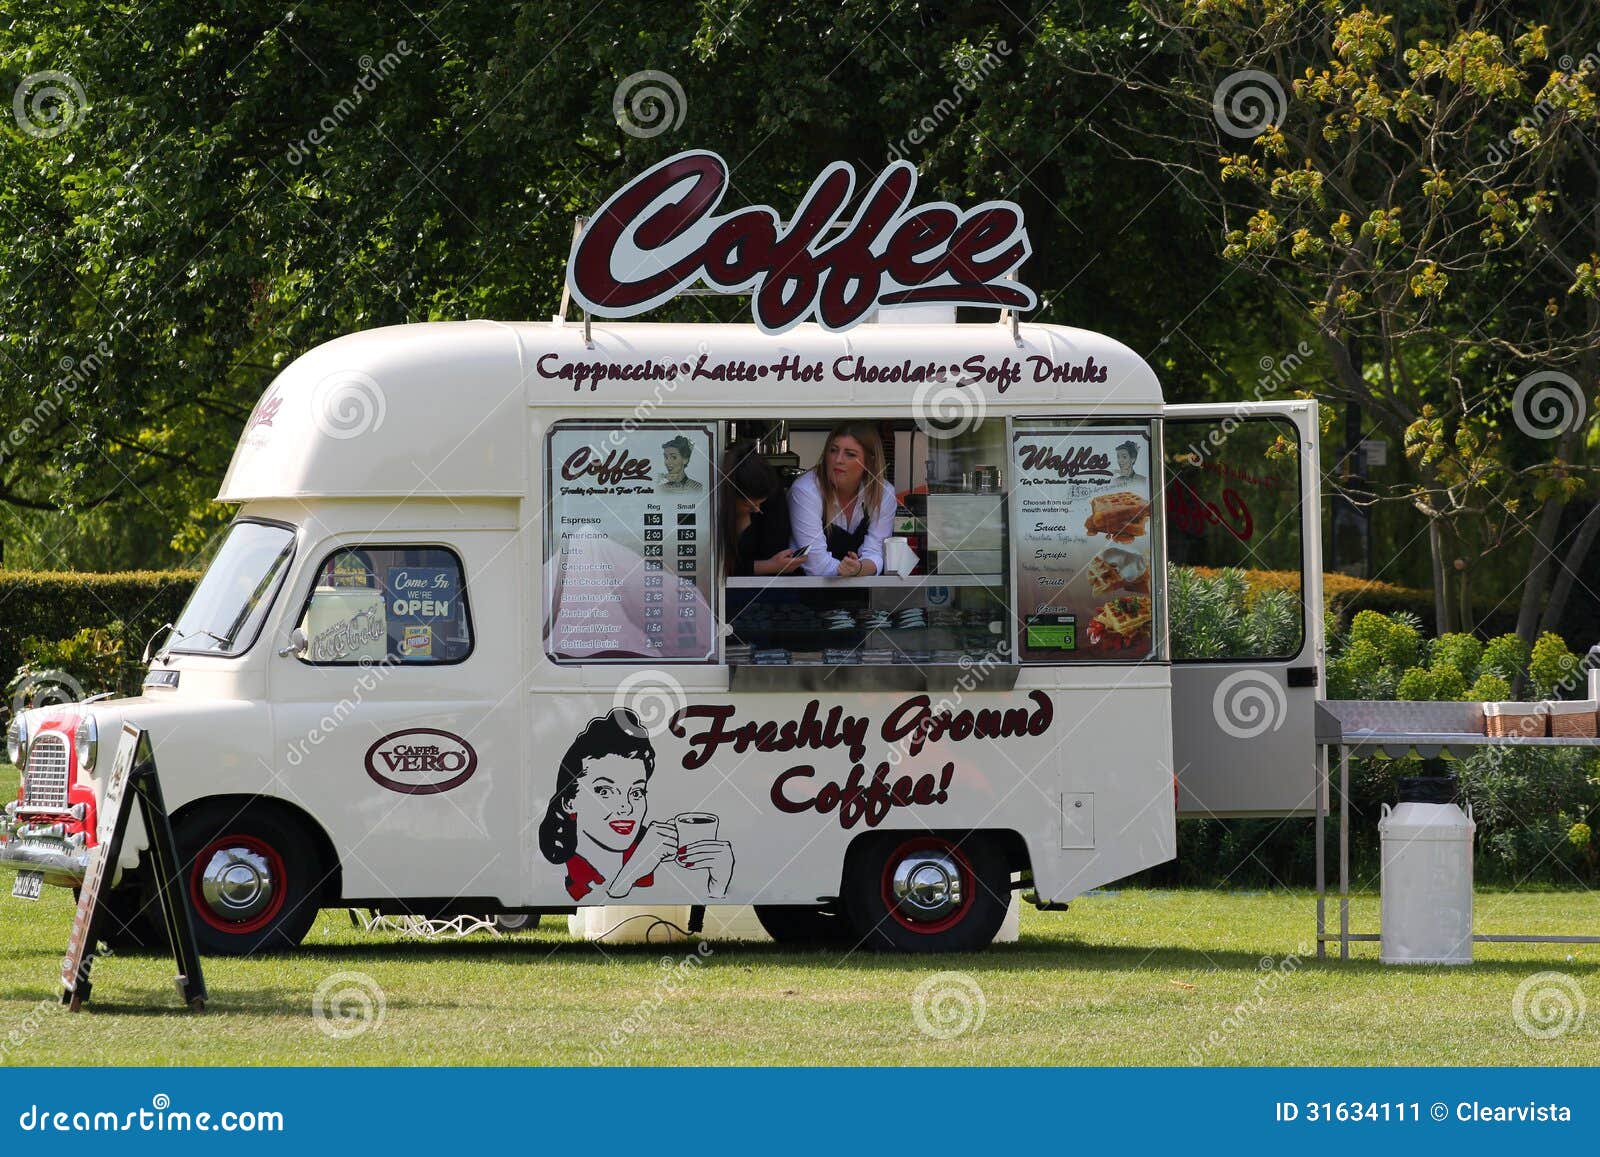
[168,521,296,657]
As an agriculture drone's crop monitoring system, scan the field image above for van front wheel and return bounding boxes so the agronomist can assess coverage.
[843,833,1009,952]
[170,803,325,956]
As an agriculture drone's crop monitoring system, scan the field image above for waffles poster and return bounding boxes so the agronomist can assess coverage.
[1011,427,1154,661]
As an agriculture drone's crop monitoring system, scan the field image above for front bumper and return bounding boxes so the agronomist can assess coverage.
[0,814,90,887]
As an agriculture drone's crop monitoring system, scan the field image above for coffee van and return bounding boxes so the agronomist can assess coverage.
[1,154,1324,954]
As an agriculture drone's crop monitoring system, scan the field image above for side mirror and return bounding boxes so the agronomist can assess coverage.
[277,627,308,658]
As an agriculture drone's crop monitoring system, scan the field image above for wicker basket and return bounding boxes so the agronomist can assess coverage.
[1483,701,1549,739]
[1546,700,1598,739]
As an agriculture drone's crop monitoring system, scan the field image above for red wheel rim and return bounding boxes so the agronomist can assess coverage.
[879,836,975,935]
[188,834,287,934]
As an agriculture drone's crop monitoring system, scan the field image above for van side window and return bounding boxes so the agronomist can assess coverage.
[1163,416,1304,661]
[296,546,473,664]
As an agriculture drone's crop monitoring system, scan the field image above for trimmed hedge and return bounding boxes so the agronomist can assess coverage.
[1182,567,1512,635]
[0,570,198,700]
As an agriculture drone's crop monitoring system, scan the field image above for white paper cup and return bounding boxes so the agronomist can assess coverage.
[884,537,917,576]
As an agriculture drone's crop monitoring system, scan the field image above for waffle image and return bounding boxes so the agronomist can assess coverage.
[1089,595,1152,648]
[1085,490,1151,542]
[1086,549,1151,595]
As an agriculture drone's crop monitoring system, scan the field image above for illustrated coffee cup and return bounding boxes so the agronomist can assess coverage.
[675,812,718,843]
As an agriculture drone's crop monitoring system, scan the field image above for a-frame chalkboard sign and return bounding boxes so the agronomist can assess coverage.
[61,722,206,1012]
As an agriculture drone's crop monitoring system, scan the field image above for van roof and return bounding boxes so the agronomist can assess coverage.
[218,320,1161,501]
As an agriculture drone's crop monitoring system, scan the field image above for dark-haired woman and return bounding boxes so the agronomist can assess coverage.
[720,441,804,577]
[538,709,733,900]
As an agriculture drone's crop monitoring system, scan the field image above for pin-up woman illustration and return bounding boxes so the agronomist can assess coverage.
[539,708,734,901]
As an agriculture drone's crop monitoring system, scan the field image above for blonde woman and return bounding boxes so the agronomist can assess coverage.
[787,422,897,577]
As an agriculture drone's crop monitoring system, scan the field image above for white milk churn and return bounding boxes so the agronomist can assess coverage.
[1379,775,1474,965]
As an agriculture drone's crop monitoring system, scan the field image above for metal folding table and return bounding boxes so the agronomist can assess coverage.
[1314,699,1600,959]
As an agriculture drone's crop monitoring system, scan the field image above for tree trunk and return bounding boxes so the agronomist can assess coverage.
[1515,497,1565,645]
[1429,519,1453,634]
[1542,501,1600,637]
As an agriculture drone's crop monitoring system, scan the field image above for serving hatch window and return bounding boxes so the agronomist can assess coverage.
[544,420,717,663]
[1010,420,1162,663]
[720,417,1011,671]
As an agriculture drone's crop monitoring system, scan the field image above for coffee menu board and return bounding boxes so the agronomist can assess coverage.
[546,423,716,662]
[1010,426,1156,662]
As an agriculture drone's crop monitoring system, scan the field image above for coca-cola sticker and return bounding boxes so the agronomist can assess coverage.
[365,728,478,795]
[568,150,1036,334]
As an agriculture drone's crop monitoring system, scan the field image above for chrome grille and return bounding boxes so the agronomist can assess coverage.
[22,733,69,810]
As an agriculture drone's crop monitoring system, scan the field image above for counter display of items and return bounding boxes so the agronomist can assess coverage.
[724,594,1005,668]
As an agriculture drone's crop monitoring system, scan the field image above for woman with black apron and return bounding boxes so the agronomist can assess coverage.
[787,422,897,578]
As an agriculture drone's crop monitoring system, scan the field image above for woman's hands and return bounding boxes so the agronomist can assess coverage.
[835,552,877,578]
[605,819,677,898]
[677,840,736,898]
[753,548,807,576]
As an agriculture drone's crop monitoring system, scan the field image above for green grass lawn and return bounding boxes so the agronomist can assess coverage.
[2,772,1597,1065]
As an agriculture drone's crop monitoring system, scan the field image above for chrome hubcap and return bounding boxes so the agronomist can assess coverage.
[890,850,963,922]
[200,846,275,920]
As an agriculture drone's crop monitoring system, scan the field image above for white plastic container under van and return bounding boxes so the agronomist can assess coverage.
[1379,786,1474,965]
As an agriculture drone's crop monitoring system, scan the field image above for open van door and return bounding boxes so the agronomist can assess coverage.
[1163,400,1324,817]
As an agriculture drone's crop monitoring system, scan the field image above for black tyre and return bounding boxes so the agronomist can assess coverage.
[97,880,168,952]
[169,802,326,956]
[842,832,1010,952]
[753,904,854,945]
[492,913,541,933]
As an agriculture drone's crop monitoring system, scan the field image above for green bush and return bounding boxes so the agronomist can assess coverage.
[6,623,130,710]
[1168,566,1301,659]
[0,570,197,715]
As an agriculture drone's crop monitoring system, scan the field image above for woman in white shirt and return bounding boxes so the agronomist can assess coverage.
[787,422,898,577]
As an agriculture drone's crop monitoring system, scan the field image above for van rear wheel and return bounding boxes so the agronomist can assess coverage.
[169,802,325,956]
[842,833,1009,952]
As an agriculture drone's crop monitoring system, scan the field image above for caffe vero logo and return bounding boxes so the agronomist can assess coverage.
[364,728,478,795]
[567,150,1035,335]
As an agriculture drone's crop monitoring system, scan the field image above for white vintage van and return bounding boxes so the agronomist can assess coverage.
[2,154,1324,954]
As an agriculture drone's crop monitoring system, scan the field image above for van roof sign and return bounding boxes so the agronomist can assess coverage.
[565,150,1036,335]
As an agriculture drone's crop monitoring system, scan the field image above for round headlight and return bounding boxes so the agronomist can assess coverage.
[75,715,98,773]
[6,715,26,767]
